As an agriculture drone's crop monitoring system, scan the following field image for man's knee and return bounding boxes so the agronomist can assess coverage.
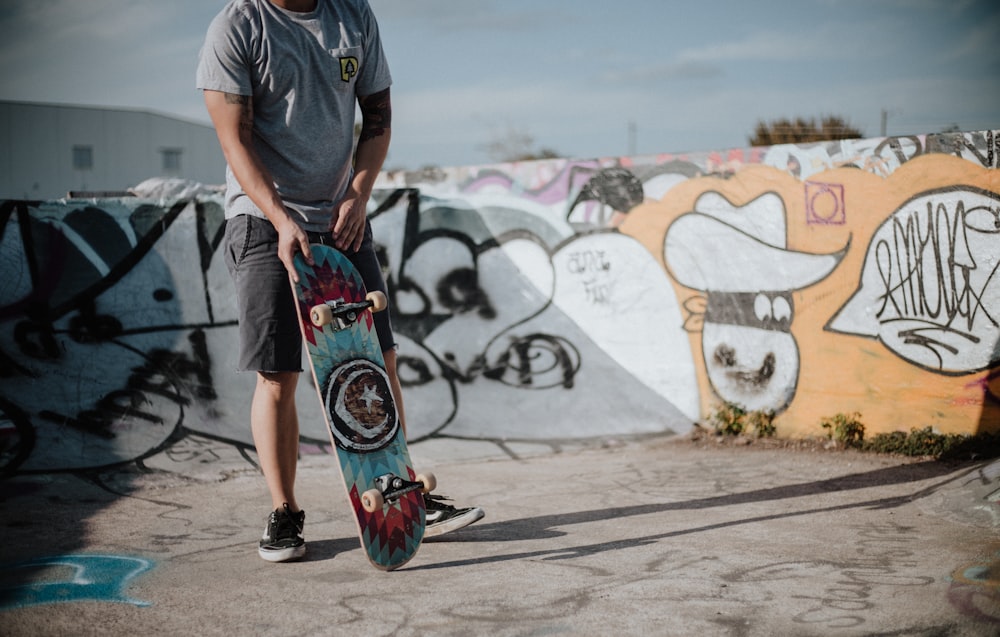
[256,371,299,396]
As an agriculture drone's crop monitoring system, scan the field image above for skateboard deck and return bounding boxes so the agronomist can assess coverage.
[291,243,426,571]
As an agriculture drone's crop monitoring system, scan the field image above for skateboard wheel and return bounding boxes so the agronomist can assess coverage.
[416,472,437,494]
[310,303,333,327]
[361,488,384,513]
[367,291,387,312]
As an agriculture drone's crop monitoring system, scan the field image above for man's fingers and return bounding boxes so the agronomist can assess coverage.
[281,239,311,284]
[300,238,314,265]
[335,224,362,252]
[284,254,300,284]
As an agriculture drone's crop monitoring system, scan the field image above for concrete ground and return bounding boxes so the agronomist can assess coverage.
[2,434,999,636]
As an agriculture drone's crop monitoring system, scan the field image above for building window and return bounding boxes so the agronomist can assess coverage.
[161,148,182,174]
[73,145,93,171]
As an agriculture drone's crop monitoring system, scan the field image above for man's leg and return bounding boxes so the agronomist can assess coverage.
[225,215,306,561]
[252,371,301,512]
[252,370,306,562]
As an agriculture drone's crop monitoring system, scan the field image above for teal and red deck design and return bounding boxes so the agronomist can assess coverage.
[292,244,424,570]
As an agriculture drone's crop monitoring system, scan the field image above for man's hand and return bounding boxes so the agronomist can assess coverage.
[276,214,313,283]
[330,190,367,253]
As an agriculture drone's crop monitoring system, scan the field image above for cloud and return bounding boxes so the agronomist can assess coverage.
[596,28,846,86]
[600,60,724,84]
[675,30,841,64]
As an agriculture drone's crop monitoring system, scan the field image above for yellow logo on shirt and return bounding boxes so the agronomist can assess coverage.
[340,57,359,82]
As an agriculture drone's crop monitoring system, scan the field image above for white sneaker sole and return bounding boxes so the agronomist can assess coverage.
[424,507,485,538]
[258,543,306,563]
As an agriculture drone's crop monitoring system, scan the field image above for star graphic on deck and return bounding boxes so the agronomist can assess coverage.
[360,384,383,413]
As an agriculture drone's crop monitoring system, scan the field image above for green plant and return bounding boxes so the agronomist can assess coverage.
[747,408,777,438]
[821,412,866,448]
[865,427,1000,458]
[708,402,747,436]
[707,402,777,438]
[936,431,1000,460]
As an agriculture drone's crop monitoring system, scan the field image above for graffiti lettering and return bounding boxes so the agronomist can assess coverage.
[868,131,999,172]
[487,334,581,390]
[793,523,932,629]
[830,188,1000,374]
[582,278,610,305]
[566,250,611,276]
[926,130,1000,169]
[873,135,923,167]
[876,200,981,328]
[566,250,612,306]
[876,198,998,366]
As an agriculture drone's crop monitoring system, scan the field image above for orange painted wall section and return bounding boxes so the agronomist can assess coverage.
[619,156,999,437]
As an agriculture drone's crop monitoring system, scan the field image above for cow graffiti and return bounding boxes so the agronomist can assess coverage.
[665,192,845,412]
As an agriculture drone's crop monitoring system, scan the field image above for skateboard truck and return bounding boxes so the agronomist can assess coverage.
[310,291,388,331]
[361,472,437,513]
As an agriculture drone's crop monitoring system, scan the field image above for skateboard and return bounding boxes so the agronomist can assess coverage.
[291,243,432,571]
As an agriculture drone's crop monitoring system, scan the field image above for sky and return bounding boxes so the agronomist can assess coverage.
[1,0,998,171]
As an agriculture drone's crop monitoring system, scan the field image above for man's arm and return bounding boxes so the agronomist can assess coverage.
[202,89,313,279]
[330,87,392,252]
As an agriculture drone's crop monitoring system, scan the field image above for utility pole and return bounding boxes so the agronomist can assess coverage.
[880,109,888,137]
[628,119,637,156]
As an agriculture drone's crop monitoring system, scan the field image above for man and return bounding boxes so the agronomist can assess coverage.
[197,0,483,563]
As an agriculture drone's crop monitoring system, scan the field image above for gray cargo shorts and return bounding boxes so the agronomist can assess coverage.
[223,214,395,373]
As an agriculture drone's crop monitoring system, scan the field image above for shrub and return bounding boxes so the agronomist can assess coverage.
[707,402,776,438]
[821,412,866,449]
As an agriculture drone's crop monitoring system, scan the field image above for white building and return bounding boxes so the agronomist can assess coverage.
[0,100,225,200]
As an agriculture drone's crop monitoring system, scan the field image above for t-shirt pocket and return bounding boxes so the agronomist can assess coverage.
[329,46,363,90]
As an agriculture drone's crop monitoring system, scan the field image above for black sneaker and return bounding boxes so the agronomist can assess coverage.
[423,494,484,537]
[258,503,306,562]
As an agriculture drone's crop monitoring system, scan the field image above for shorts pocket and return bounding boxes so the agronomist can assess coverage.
[224,215,253,274]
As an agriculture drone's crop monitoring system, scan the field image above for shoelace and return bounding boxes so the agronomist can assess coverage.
[281,503,304,534]
[267,503,303,540]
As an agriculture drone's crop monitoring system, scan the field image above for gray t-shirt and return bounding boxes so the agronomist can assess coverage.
[196,0,392,231]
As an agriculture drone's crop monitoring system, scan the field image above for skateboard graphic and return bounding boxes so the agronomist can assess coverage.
[291,244,432,571]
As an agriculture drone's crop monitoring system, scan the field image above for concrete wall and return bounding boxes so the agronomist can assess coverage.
[1,130,997,473]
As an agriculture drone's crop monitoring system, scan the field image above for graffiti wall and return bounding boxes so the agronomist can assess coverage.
[382,130,1000,438]
[1,131,997,473]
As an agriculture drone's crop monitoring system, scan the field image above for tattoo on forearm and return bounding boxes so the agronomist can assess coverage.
[358,88,391,143]
[223,93,250,105]
[223,92,254,137]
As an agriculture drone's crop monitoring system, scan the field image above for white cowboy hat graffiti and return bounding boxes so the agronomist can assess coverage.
[664,191,845,412]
